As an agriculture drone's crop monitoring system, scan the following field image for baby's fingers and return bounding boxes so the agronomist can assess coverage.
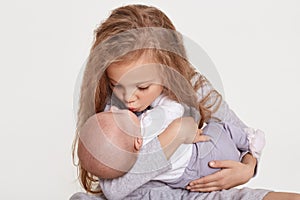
[193,130,210,143]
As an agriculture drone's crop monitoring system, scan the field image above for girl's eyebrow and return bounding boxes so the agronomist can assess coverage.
[136,79,156,85]
[109,78,157,85]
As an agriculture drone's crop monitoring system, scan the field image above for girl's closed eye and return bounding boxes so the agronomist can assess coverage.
[137,85,150,91]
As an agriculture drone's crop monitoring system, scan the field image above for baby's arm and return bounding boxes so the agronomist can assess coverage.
[222,122,249,152]
[222,123,264,161]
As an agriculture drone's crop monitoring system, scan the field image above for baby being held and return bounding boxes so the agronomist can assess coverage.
[78,107,143,179]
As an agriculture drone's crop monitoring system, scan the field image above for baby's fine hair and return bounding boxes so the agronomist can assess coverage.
[73,4,221,194]
[78,111,140,180]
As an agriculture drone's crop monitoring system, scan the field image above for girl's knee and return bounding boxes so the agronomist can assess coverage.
[263,192,300,200]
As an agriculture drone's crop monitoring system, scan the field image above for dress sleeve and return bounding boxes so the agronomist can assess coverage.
[197,82,248,128]
[197,79,265,175]
[99,137,172,200]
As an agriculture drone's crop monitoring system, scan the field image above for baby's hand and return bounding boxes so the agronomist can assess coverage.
[192,129,210,143]
[170,117,210,144]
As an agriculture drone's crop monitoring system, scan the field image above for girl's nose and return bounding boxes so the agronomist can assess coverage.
[123,89,137,103]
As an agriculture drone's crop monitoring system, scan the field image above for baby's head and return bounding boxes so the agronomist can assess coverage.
[78,108,142,179]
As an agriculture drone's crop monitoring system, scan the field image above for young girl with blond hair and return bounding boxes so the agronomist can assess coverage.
[72,4,300,200]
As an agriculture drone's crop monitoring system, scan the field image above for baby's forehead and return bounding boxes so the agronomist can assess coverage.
[94,110,140,135]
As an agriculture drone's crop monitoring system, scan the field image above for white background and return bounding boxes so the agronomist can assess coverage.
[0,0,299,199]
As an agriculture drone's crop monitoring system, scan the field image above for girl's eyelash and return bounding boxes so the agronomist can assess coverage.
[138,86,149,90]
[110,82,149,90]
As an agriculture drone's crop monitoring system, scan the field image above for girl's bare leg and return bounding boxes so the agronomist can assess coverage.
[264,192,300,200]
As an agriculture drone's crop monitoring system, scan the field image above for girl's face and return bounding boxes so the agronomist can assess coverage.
[106,57,163,112]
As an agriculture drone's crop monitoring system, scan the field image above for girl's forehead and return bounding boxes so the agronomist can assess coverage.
[107,62,162,82]
[108,55,155,70]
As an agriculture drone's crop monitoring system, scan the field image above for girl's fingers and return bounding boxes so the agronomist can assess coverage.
[208,160,237,169]
[189,170,222,186]
[186,181,218,190]
[190,186,221,192]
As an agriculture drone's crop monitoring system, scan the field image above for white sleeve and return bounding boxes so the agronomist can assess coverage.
[140,98,184,145]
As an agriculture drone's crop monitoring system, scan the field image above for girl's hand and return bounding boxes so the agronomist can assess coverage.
[186,158,255,192]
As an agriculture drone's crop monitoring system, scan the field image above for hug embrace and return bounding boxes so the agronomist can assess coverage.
[71,4,300,200]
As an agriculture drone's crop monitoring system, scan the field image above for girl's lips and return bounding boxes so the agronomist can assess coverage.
[128,107,137,112]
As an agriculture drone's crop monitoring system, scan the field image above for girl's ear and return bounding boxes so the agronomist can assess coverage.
[134,137,143,151]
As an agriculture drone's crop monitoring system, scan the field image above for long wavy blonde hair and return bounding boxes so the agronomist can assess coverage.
[72,4,221,194]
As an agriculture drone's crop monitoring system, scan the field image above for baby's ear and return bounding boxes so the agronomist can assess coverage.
[134,137,143,151]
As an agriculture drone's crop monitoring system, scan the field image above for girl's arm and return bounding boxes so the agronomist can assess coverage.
[186,155,256,192]
[201,83,263,161]
[197,83,247,128]
[187,81,263,192]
